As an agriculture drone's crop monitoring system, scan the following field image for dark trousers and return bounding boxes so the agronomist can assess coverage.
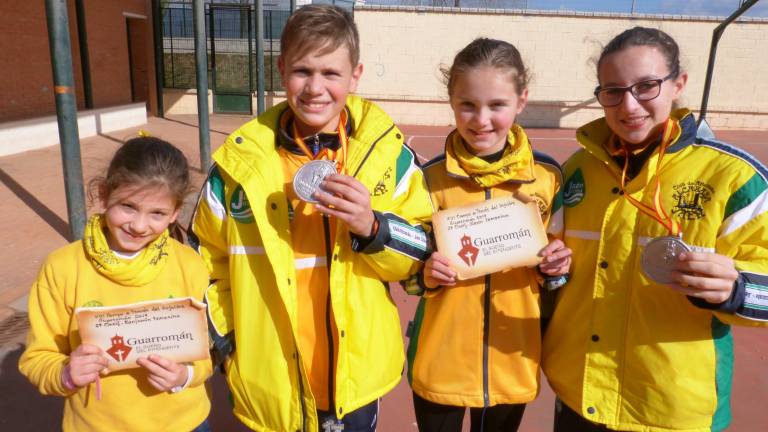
[553,399,610,432]
[191,418,211,432]
[317,399,379,432]
[413,392,526,432]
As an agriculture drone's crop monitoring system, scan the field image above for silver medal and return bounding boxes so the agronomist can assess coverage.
[293,160,337,203]
[641,235,691,284]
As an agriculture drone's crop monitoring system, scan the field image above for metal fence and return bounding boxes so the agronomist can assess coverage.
[160,0,357,93]
[161,1,291,91]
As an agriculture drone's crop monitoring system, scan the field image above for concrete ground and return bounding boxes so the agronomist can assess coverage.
[0,114,766,431]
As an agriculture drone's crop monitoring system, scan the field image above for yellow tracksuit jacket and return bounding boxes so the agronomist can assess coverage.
[543,110,768,431]
[408,128,564,408]
[189,96,433,431]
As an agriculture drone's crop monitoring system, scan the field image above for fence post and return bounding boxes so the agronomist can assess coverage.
[151,0,165,117]
[192,0,211,171]
[74,0,93,109]
[255,0,266,114]
[699,0,759,125]
[44,0,86,240]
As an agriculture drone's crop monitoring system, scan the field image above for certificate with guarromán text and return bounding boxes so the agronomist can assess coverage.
[75,297,209,371]
[432,195,549,280]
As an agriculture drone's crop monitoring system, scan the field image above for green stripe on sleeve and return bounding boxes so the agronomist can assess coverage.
[208,166,226,205]
[711,317,734,431]
[724,173,768,220]
[395,146,415,187]
[551,188,564,215]
[406,298,427,385]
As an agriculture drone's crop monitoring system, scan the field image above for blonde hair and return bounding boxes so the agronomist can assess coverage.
[280,4,359,65]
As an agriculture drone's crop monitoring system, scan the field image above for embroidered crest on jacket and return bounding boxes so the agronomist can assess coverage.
[671,181,714,220]
[372,167,392,196]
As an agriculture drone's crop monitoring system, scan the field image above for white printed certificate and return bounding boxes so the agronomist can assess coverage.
[75,297,209,371]
[432,195,549,280]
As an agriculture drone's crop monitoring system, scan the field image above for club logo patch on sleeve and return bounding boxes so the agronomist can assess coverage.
[563,168,585,207]
[229,185,255,224]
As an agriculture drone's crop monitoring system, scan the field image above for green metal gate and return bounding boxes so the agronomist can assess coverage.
[209,3,252,114]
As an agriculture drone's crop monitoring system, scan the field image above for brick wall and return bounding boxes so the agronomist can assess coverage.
[0,0,154,123]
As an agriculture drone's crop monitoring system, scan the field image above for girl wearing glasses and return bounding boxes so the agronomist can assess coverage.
[542,27,768,431]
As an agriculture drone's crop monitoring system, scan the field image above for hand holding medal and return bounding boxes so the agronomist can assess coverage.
[291,110,376,237]
[619,119,738,302]
[668,252,739,303]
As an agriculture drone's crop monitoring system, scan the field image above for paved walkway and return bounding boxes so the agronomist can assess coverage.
[0,114,766,431]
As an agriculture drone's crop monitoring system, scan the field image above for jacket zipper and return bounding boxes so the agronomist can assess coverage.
[296,354,307,432]
[482,188,491,408]
[322,215,336,413]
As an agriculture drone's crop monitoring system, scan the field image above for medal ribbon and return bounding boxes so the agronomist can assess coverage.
[290,110,349,174]
[615,118,681,236]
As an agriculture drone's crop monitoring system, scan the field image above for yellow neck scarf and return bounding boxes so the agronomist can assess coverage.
[446,124,535,187]
[83,214,170,286]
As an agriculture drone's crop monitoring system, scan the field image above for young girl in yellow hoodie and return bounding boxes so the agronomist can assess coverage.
[408,38,572,432]
[19,137,211,431]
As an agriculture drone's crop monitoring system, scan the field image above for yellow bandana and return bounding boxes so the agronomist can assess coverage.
[83,214,170,286]
[446,124,536,187]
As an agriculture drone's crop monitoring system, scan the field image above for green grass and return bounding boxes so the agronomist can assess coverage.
[163,52,282,92]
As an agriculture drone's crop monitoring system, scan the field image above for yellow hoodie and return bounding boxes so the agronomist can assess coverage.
[19,225,211,432]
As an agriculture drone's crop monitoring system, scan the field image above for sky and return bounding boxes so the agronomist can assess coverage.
[362,0,768,17]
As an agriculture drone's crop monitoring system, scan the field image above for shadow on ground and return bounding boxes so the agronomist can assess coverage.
[0,343,250,431]
[0,344,63,431]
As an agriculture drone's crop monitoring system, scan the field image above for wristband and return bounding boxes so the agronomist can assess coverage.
[543,273,569,291]
[170,365,194,393]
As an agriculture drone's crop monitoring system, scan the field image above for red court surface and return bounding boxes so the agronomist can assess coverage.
[0,115,766,431]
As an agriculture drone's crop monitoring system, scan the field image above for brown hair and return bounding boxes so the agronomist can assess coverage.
[90,137,191,239]
[443,38,530,97]
[280,4,359,66]
[597,26,681,80]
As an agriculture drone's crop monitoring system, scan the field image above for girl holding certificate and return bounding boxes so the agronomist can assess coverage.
[408,38,572,432]
[543,27,768,431]
[19,138,212,431]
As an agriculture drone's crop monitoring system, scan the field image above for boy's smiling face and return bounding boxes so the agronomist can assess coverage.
[279,45,363,137]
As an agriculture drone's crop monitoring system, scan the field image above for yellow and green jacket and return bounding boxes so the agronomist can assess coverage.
[543,110,768,432]
[408,127,564,408]
[19,236,211,432]
[189,95,433,431]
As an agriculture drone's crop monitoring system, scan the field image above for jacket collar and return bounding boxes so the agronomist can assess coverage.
[575,108,697,167]
[277,107,354,156]
[213,95,395,183]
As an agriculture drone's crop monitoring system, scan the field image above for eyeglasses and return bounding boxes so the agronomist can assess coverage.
[593,71,677,107]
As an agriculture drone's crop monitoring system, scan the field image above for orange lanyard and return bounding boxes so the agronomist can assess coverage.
[290,110,349,175]
[615,118,681,236]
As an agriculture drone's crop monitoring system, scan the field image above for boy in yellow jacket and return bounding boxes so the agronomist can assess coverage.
[189,5,433,431]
